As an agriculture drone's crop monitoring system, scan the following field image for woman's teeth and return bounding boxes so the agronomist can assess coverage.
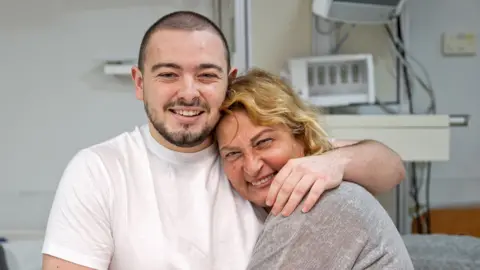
[251,174,274,186]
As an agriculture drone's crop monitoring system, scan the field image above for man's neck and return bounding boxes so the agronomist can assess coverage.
[148,123,213,153]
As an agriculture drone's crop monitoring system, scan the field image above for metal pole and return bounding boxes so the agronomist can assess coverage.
[244,0,252,69]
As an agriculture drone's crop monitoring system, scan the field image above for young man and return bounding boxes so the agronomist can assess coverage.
[41,11,405,270]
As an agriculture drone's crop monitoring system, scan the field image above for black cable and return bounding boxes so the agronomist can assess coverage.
[410,163,422,233]
[385,22,406,230]
[395,18,413,113]
[381,26,402,106]
[425,162,432,233]
[387,17,424,234]
[398,18,424,234]
[395,17,433,234]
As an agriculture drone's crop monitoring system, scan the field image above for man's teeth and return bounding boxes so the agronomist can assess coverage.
[174,110,201,117]
[252,174,274,186]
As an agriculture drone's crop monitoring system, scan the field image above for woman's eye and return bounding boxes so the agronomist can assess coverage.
[225,151,240,158]
[255,138,272,147]
[200,73,218,79]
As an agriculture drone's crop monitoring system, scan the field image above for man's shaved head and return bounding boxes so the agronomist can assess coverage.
[137,11,231,72]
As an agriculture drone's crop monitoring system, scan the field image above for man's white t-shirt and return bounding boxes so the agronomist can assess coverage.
[42,125,266,270]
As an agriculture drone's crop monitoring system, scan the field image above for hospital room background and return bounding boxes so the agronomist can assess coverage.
[1,0,479,269]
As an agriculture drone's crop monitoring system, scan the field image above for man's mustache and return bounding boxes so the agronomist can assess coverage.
[164,98,210,112]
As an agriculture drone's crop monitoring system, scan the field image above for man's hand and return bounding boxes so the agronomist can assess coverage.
[265,139,405,217]
[265,150,350,217]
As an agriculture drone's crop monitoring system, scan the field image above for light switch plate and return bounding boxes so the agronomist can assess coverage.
[442,32,477,56]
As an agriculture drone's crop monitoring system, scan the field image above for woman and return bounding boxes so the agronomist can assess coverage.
[216,69,414,269]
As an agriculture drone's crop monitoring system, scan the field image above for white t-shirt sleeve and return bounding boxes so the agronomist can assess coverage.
[42,149,113,270]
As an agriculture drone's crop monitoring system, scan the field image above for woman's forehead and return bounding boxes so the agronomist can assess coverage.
[216,111,253,147]
[216,110,291,149]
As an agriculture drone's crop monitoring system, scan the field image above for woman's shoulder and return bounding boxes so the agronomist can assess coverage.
[308,182,388,222]
[265,182,389,229]
[320,181,378,208]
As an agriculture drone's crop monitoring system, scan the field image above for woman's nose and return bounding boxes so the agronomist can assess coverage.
[243,154,263,178]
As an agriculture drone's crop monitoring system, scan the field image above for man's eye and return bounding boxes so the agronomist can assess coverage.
[158,73,177,78]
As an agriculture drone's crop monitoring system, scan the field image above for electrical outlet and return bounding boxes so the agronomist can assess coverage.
[442,32,477,56]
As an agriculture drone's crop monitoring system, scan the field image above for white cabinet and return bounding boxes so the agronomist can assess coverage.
[323,115,450,161]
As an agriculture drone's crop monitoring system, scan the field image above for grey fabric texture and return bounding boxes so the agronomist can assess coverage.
[247,182,414,270]
[402,234,480,270]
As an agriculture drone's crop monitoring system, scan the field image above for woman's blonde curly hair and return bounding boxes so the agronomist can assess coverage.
[220,68,333,156]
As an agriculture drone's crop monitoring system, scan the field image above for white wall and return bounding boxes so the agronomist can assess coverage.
[251,0,312,75]
[405,0,480,208]
[1,0,213,232]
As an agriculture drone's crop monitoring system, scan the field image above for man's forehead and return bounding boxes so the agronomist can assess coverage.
[145,29,227,66]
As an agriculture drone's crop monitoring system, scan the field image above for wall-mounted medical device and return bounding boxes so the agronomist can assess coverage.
[312,0,407,24]
[288,54,375,107]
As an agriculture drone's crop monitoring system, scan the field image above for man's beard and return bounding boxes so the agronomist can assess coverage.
[144,100,215,148]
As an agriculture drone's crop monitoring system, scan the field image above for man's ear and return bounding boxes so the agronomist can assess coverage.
[132,66,144,101]
[228,68,238,82]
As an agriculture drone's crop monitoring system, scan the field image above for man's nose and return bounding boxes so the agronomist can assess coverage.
[177,76,200,101]
[243,154,263,179]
